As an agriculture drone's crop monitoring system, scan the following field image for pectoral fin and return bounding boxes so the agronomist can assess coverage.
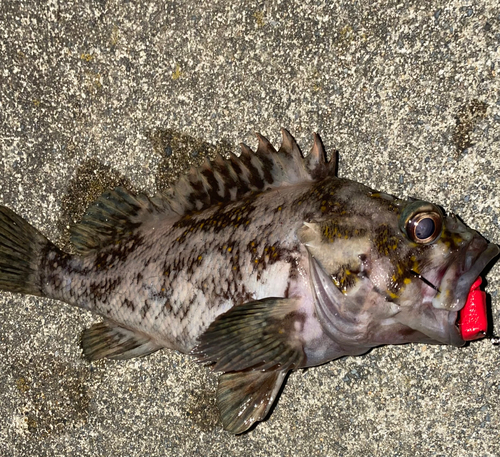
[217,370,287,434]
[81,321,163,361]
[192,297,306,372]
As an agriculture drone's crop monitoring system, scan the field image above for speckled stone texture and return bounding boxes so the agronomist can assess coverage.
[0,1,499,456]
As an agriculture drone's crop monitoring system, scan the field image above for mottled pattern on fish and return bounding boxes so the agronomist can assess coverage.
[42,184,311,352]
[0,130,498,433]
[37,133,336,354]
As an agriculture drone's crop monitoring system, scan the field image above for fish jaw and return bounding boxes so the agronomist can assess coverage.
[431,237,500,312]
[423,238,499,344]
[377,231,499,345]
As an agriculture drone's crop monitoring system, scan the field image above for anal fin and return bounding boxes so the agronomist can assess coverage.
[81,321,163,361]
[217,370,287,434]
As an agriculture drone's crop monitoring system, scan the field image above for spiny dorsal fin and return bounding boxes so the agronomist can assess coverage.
[305,132,336,180]
[256,132,277,154]
[155,129,335,216]
[71,130,336,254]
[279,128,302,158]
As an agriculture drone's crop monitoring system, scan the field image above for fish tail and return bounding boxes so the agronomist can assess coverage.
[0,205,55,297]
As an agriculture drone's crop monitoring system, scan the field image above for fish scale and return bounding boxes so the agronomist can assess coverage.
[45,180,310,352]
[0,129,498,434]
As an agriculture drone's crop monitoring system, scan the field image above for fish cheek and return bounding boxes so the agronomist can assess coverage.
[298,221,370,280]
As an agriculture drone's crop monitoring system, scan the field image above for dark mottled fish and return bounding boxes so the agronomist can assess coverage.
[0,130,498,433]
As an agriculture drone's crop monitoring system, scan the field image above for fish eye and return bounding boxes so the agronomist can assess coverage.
[399,201,444,245]
[406,211,442,244]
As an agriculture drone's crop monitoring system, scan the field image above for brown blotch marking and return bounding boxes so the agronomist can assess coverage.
[238,153,265,189]
[88,277,122,303]
[380,227,459,294]
[212,157,238,190]
[141,299,152,319]
[162,300,173,313]
[453,99,487,154]
[294,178,351,216]
[122,298,136,312]
[373,224,414,294]
[283,310,307,334]
[187,176,210,207]
[331,264,358,291]
[92,233,144,270]
[226,244,244,282]
[89,282,101,300]
[228,155,250,195]
[385,202,402,214]
[249,240,299,281]
[174,201,256,241]
[108,277,122,293]
[254,150,275,185]
[267,242,298,265]
[386,249,431,294]
[374,224,401,258]
[320,221,367,243]
[439,228,467,250]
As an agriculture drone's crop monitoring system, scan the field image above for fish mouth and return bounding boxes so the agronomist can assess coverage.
[454,242,500,307]
[433,238,499,344]
[432,238,500,312]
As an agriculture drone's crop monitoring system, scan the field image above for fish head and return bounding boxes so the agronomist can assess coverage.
[301,184,499,350]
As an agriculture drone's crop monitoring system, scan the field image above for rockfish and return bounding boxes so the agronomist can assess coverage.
[0,130,498,433]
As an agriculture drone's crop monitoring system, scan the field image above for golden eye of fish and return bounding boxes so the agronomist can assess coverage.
[406,211,442,244]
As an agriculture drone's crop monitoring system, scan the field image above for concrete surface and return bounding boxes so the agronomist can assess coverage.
[1,0,500,456]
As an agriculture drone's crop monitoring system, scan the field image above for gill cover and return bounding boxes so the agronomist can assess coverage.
[309,253,400,347]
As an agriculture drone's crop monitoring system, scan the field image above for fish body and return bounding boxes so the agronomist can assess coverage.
[0,130,498,433]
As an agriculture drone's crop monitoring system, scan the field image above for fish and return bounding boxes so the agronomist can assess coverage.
[0,129,498,434]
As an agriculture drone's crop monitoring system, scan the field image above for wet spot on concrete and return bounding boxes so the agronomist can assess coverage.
[13,358,90,437]
[147,128,234,192]
[184,385,219,432]
[58,159,134,251]
[453,99,487,154]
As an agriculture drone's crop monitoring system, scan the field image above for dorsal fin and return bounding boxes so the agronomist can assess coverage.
[158,129,336,213]
[70,130,336,255]
[70,187,161,255]
[305,133,336,179]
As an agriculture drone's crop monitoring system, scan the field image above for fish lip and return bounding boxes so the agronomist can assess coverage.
[433,239,500,312]
[455,242,500,303]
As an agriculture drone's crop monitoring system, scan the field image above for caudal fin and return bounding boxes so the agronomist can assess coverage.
[0,205,52,296]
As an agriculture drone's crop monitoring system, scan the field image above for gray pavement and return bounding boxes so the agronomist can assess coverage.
[1,1,500,456]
